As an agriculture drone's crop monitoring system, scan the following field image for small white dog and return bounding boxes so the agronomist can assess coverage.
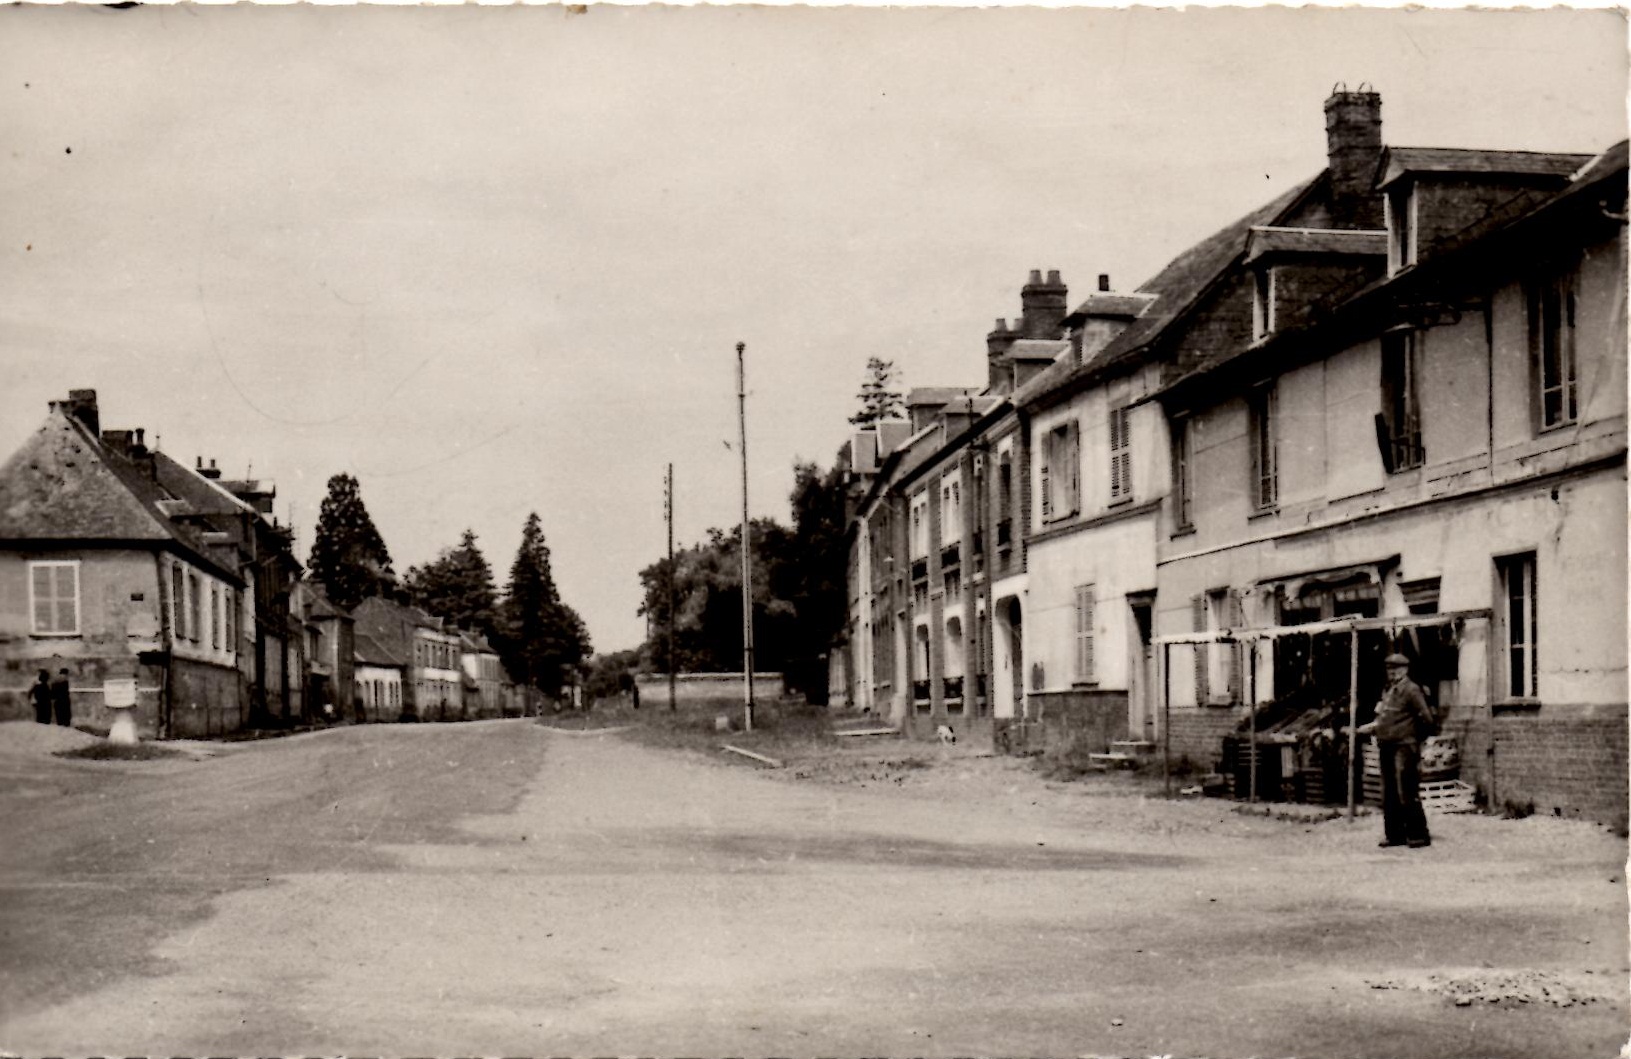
[936,724,956,745]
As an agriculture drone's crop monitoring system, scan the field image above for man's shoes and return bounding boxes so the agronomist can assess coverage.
[1407,838,1431,848]
[1378,840,1405,848]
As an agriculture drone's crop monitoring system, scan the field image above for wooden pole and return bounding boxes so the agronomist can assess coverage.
[666,463,677,712]
[1247,640,1257,805]
[737,342,755,732]
[1161,641,1172,799]
[1347,625,1360,820]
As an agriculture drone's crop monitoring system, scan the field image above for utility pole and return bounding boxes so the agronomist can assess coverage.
[737,341,756,732]
[666,463,677,712]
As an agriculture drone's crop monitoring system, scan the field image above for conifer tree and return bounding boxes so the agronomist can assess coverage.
[308,473,394,610]
[403,529,498,636]
[849,357,906,425]
[498,513,590,695]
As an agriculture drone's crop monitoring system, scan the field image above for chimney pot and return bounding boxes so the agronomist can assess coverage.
[1027,269,1043,286]
[1046,269,1061,285]
[134,428,144,447]
[1098,273,1111,292]
[1018,270,1069,340]
[196,456,204,470]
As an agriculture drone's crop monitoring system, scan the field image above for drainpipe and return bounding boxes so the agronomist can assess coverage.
[1484,292,1497,812]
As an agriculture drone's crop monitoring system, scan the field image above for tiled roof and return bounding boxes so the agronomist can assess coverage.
[354,631,407,668]
[1091,176,1321,371]
[1064,293,1155,321]
[1006,339,1070,362]
[1244,226,1387,264]
[1376,147,1595,191]
[0,409,242,583]
[0,410,171,541]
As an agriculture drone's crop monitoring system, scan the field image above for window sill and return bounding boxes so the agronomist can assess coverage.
[1493,698,1543,714]
[1108,495,1135,509]
[1247,507,1278,523]
[30,631,82,639]
[1170,525,1196,540]
[1537,419,1581,437]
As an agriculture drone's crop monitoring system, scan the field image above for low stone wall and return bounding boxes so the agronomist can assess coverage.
[634,672,787,710]
[1486,707,1628,829]
[1163,707,1244,771]
[996,689,1129,759]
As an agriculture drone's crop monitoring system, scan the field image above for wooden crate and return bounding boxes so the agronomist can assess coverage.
[1421,779,1478,814]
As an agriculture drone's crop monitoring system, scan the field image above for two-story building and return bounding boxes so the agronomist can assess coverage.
[0,391,256,738]
[351,596,463,721]
[1154,130,1627,825]
[458,629,505,719]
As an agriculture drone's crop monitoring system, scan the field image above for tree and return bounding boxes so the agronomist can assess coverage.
[497,513,591,697]
[308,473,394,610]
[403,529,499,637]
[849,356,906,425]
[775,462,849,702]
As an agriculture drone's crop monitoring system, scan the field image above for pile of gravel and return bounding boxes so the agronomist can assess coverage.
[0,719,104,756]
[1367,968,1617,1008]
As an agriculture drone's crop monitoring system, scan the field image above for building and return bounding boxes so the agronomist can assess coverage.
[296,580,355,721]
[458,629,505,719]
[353,630,406,723]
[1153,124,1627,824]
[351,597,463,721]
[0,391,258,738]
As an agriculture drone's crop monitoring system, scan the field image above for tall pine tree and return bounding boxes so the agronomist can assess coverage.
[308,473,394,610]
[403,529,499,636]
[499,513,590,696]
[849,357,906,425]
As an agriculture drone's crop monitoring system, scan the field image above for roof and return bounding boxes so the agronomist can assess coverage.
[0,408,242,583]
[1017,174,1319,413]
[906,386,979,407]
[1244,226,1387,264]
[1376,147,1595,191]
[1006,339,1070,363]
[1064,293,1155,321]
[354,631,407,668]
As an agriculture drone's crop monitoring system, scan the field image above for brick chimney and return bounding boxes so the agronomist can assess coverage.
[985,317,1021,393]
[1019,269,1068,339]
[56,388,100,438]
[1325,84,1384,229]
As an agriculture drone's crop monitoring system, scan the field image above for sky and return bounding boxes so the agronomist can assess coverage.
[1,5,1625,654]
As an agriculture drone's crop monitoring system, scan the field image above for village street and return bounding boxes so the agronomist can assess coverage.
[0,719,1625,1058]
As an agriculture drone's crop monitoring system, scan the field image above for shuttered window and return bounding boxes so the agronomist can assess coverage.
[29,561,80,636]
[1109,405,1134,501]
[1075,584,1096,684]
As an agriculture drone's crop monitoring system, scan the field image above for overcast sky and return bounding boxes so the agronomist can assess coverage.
[2,5,1624,653]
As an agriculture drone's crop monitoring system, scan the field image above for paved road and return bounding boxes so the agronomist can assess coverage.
[1,720,1624,1057]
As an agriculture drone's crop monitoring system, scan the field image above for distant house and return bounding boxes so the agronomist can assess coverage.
[351,597,462,721]
[0,391,254,738]
[457,629,504,719]
[295,580,354,720]
[353,631,406,723]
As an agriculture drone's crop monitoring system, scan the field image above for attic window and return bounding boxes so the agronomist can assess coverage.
[1252,268,1275,340]
[1386,185,1417,273]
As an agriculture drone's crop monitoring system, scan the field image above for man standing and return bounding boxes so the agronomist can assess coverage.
[30,670,52,724]
[1358,653,1435,849]
[49,667,72,728]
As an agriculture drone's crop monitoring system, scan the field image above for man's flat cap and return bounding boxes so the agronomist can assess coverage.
[1384,653,1411,665]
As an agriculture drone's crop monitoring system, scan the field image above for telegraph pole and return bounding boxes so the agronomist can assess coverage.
[665,463,677,712]
[737,341,756,732]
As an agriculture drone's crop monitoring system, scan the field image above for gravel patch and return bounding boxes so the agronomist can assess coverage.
[1366,968,1621,1008]
[0,720,103,756]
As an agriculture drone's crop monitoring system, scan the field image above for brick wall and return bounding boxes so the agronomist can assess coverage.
[1000,688,1129,758]
[167,657,250,739]
[1164,707,1243,770]
[1487,710,1628,829]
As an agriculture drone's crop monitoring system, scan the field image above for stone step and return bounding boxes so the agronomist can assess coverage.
[1110,740,1157,755]
[1088,752,1139,769]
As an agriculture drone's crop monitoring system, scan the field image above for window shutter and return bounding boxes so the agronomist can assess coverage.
[1068,421,1081,514]
[1191,593,1208,705]
[1076,584,1097,684]
[1225,591,1244,702]
[1040,436,1052,521]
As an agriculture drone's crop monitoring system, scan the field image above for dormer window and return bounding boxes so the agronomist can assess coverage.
[1252,268,1275,340]
[1386,185,1417,273]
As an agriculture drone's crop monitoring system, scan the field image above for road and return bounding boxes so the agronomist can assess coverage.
[1,719,1625,1057]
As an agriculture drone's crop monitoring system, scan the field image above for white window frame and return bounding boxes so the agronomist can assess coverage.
[1529,265,1579,432]
[1248,385,1278,512]
[1041,420,1080,523]
[29,560,81,636]
[1498,553,1538,701]
[1252,267,1275,340]
[1386,185,1417,274]
[1172,417,1193,531]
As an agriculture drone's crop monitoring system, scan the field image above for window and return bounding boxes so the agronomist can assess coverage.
[1172,418,1193,531]
[1387,186,1416,272]
[1379,330,1424,471]
[172,564,185,640]
[909,493,929,558]
[29,561,79,635]
[1498,554,1538,699]
[188,573,202,642]
[996,453,1013,550]
[1074,584,1096,684]
[1252,268,1274,339]
[1109,404,1134,502]
[940,475,961,545]
[210,584,220,649]
[1529,265,1578,430]
[1040,421,1080,522]
[224,588,236,651]
[1248,386,1278,511]
[1206,589,1242,703]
